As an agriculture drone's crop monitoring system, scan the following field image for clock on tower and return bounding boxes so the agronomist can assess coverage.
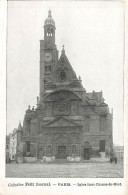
[44,53,52,62]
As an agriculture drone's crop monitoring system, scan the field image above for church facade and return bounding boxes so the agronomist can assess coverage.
[21,10,113,160]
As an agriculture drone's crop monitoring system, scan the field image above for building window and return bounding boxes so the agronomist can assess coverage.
[27,120,31,133]
[26,141,30,152]
[100,115,106,131]
[47,28,51,36]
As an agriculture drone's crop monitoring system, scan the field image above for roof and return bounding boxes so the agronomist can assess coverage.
[44,10,55,27]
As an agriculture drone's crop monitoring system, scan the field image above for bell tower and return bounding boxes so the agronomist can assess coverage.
[44,10,56,44]
[40,10,58,102]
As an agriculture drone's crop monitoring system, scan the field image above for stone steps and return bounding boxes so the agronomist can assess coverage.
[54,159,68,163]
[22,157,110,164]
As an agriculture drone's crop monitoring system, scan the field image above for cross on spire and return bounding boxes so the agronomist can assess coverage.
[48,9,51,17]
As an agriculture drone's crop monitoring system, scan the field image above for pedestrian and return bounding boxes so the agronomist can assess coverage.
[110,157,113,163]
[115,157,117,164]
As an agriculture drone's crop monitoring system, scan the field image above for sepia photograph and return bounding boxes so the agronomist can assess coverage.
[6,1,124,179]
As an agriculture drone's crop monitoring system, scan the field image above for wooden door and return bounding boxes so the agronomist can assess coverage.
[99,140,105,152]
[83,148,90,160]
[58,146,66,159]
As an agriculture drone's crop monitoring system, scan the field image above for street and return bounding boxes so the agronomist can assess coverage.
[6,160,123,178]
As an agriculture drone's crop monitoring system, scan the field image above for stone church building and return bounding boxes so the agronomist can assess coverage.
[21,10,113,161]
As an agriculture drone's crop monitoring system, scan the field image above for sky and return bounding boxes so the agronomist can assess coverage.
[7,1,124,146]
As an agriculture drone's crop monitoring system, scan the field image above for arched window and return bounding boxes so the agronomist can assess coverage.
[46,27,54,37]
[72,145,76,154]
[100,115,106,131]
[26,141,30,152]
[51,28,53,36]
[47,28,51,36]
[26,120,30,133]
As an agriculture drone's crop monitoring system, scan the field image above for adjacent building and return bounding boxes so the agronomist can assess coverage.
[9,122,23,161]
[6,135,10,162]
[114,146,124,159]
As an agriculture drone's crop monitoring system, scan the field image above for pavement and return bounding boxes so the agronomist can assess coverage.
[6,160,123,178]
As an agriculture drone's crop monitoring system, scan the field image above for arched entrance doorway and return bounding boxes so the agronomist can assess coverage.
[83,141,91,160]
[56,135,68,159]
[38,148,43,159]
[37,142,44,159]
[99,140,105,152]
[58,145,67,159]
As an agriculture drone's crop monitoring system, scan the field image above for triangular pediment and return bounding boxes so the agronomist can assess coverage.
[51,50,80,84]
[43,116,81,127]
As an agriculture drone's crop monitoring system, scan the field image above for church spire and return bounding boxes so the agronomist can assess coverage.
[18,121,22,131]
